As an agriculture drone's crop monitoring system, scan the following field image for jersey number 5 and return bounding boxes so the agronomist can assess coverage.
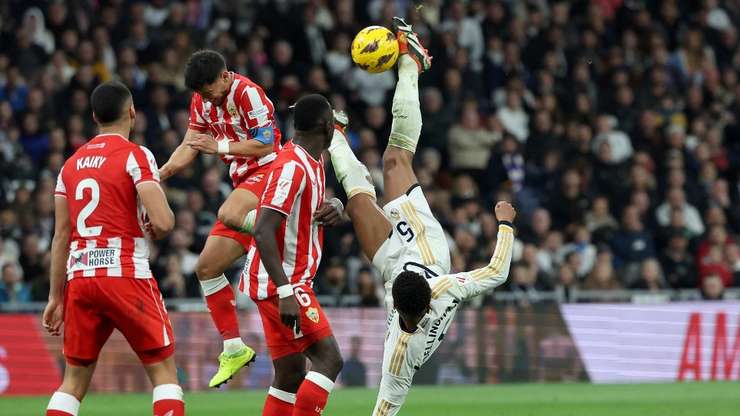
[397,221,415,243]
[75,178,102,237]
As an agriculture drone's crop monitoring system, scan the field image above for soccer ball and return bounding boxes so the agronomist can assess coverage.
[351,26,399,73]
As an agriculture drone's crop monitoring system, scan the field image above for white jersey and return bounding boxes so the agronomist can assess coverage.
[372,184,451,313]
[372,224,515,416]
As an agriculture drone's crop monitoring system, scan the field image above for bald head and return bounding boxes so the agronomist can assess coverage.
[294,94,333,132]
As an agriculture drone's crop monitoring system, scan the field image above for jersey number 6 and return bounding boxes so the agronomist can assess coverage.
[294,286,312,307]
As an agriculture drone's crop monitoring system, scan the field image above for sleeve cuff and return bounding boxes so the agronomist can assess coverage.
[498,221,514,230]
[135,179,161,186]
[188,124,208,132]
[260,205,290,217]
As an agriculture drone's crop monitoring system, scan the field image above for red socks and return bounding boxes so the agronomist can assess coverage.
[153,384,185,416]
[46,392,80,416]
[200,275,241,339]
[292,371,334,416]
[263,387,296,416]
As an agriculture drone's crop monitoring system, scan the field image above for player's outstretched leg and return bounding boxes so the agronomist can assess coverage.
[196,235,256,388]
[383,16,430,202]
[329,113,392,260]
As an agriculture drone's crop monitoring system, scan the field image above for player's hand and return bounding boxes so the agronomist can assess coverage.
[494,201,516,223]
[42,298,64,336]
[279,295,301,334]
[314,198,344,226]
[187,133,218,154]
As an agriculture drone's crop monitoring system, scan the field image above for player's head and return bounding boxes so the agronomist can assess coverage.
[293,94,333,150]
[392,271,432,323]
[185,50,230,105]
[91,80,134,129]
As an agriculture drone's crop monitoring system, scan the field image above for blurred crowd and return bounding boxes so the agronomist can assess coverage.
[2,0,740,306]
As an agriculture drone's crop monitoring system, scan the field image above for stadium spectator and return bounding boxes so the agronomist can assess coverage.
[0,262,31,303]
[341,336,367,387]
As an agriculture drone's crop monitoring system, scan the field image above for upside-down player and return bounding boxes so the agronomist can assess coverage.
[328,18,516,415]
[43,81,184,416]
[158,50,280,387]
[241,94,344,416]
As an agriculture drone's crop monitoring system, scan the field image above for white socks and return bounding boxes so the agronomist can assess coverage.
[223,337,246,354]
[305,371,335,393]
[47,391,80,415]
[268,386,297,404]
[388,54,422,154]
[152,383,183,403]
[329,129,376,200]
[199,274,229,296]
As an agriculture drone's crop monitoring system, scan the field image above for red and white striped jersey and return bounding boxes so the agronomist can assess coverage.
[239,141,326,300]
[188,72,282,187]
[54,134,159,280]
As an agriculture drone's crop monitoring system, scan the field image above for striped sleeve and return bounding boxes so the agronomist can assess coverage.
[126,145,160,185]
[447,224,514,301]
[188,95,209,132]
[54,166,67,197]
[260,160,306,215]
[239,83,272,128]
[238,83,277,145]
[372,373,411,416]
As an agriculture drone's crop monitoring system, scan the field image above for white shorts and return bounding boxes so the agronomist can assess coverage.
[372,184,451,287]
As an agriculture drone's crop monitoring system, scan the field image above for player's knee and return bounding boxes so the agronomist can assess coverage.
[217,204,242,230]
[195,258,219,279]
[273,370,306,392]
[320,346,344,378]
[332,354,344,377]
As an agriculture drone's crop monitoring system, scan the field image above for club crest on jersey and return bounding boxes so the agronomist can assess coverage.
[227,103,238,118]
[306,307,320,324]
[390,208,400,219]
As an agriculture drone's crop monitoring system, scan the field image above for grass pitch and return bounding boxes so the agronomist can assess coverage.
[1,382,738,415]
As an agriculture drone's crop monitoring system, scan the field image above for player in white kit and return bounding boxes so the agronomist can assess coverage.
[328,17,516,415]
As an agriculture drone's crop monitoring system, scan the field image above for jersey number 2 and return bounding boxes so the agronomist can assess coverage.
[75,178,102,237]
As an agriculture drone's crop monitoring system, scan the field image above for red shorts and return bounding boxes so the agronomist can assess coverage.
[255,286,333,360]
[63,278,175,366]
[208,164,272,251]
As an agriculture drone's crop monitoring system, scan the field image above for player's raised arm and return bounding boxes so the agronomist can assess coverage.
[449,201,516,301]
[158,128,200,181]
[42,194,71,336]
[186,123,276,158]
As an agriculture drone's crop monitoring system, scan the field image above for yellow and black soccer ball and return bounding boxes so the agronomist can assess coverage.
[351,26,399,73]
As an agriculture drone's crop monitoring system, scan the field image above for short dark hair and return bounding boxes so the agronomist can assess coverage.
[293,94,332,132]
[392,271,431,317]
[184,50,226,91]
[90,81,132,124]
